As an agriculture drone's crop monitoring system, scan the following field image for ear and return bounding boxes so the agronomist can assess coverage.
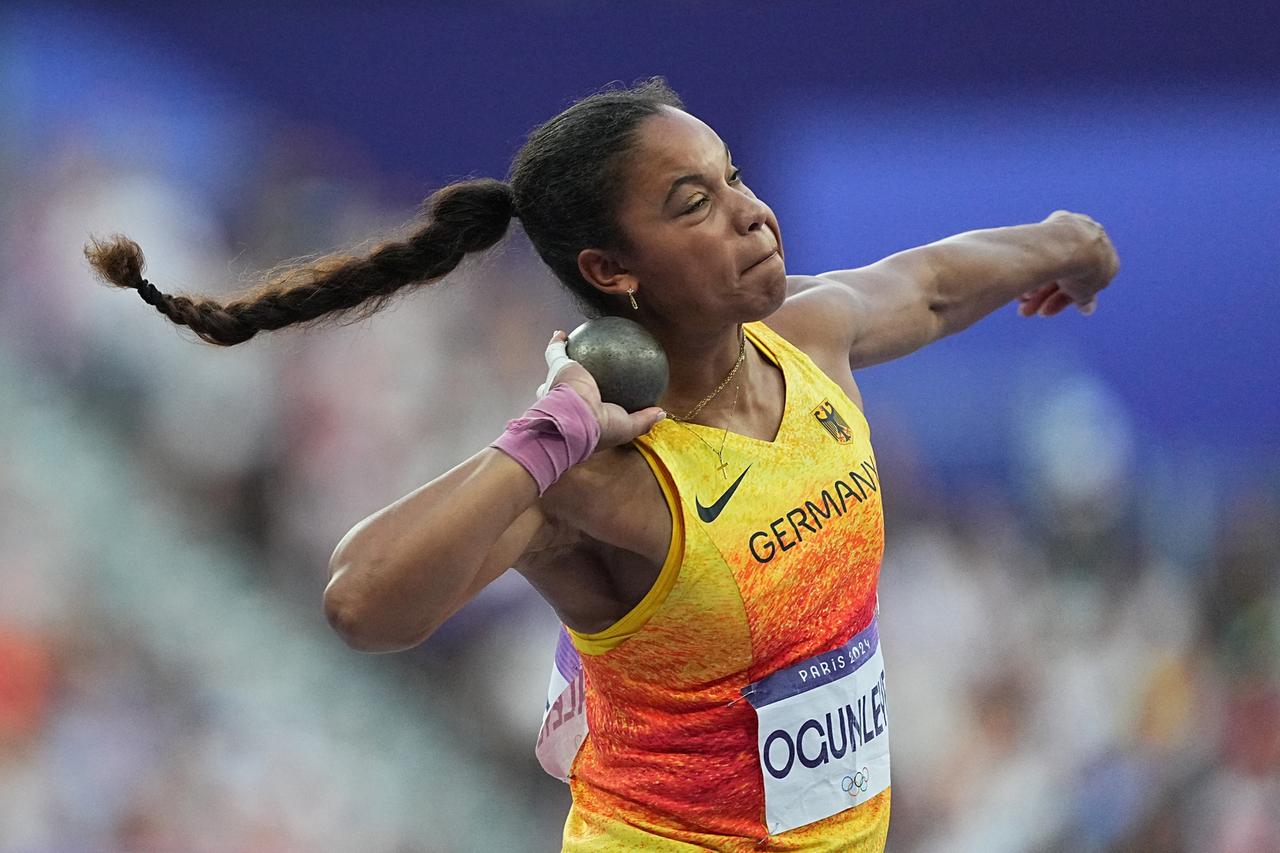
[577,247,638,300]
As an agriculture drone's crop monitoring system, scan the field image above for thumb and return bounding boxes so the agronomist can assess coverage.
[628,406,667,437]
[598,404,667,448]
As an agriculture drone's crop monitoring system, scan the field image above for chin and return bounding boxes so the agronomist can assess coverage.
[745,269,788,321]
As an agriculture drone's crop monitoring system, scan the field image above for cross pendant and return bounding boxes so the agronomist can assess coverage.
[715,457,729,478]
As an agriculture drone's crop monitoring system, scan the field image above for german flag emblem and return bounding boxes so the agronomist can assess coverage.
[812,398,853,444]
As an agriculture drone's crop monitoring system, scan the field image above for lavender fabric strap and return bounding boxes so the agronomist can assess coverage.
[489,383,601,496]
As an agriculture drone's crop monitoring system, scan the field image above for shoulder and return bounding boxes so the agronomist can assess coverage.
[761,274,866,411]
[763,274,858,359]
[537,442,667,558]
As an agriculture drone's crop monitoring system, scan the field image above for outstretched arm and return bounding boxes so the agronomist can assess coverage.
[781,210,1120,370]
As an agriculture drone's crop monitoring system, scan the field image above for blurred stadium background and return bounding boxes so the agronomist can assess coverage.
[2,2,1277,851]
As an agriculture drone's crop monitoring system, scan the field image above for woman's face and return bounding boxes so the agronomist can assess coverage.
[585,106,787,328]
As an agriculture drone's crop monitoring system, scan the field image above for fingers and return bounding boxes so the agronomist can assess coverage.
[1018,283,1060,317]
[1018,287,1101,318]
[537,330,578,399]
[544,330,571,371]
[1038,290,1075,316]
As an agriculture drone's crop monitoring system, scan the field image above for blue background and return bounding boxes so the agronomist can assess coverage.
[12,1,1276,469]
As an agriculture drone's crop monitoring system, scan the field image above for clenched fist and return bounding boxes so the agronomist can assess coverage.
[1018,210,1120,317]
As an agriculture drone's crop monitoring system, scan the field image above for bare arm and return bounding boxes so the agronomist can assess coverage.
[780,210,1119,370]
[324,448,545,653]
[323,330,666,654]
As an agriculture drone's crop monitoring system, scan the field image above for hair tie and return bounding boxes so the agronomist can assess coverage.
[505,183,521,221]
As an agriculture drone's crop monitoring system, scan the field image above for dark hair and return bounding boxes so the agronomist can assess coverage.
[83,77,685,346]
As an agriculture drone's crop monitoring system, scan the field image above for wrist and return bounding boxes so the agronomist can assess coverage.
[1043,212,1108,279]
[484,444,543,502]
[489,384,601,496]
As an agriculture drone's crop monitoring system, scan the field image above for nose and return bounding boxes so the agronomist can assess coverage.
[732,189,772,236]
[733,190,782,261]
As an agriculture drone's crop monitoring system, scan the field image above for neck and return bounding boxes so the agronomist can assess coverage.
[652,321,752,424]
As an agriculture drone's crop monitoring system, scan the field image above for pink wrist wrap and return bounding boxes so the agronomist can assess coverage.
[490,383,601,496]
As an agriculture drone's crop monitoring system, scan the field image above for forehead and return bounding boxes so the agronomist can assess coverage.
[627,108,727,189]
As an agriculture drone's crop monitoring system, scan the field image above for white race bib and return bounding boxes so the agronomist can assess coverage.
[742,615,891,835]
[535,626,587,781]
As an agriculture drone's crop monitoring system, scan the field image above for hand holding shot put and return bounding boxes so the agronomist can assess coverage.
[537,329,667,451]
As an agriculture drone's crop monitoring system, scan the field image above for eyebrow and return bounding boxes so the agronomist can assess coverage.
[664,141,733,206]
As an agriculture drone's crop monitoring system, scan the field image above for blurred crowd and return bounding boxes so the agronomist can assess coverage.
[3,61,1278,853]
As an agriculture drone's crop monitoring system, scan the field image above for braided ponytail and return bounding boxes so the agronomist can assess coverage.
[83,178,516,346]
[86,76,686,339]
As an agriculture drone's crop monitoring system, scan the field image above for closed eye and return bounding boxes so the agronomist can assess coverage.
[683,168,744,214]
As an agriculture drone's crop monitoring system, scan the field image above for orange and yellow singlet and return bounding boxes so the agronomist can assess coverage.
[537,320,890,852]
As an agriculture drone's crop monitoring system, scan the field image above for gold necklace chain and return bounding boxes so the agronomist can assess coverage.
[668,380,742,479]
[669,326,746,423]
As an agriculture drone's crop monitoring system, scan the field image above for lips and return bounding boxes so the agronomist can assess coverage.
[743,248,779,273]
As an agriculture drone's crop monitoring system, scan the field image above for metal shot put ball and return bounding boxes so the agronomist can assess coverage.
[565,317,670,413]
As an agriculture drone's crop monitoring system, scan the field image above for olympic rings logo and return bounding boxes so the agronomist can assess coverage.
[841,768,871,796]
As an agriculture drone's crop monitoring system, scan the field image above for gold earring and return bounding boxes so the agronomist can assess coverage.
[627,287,639,310]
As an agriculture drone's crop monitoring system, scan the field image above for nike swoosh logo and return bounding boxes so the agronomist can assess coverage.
[696,464,752,523]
